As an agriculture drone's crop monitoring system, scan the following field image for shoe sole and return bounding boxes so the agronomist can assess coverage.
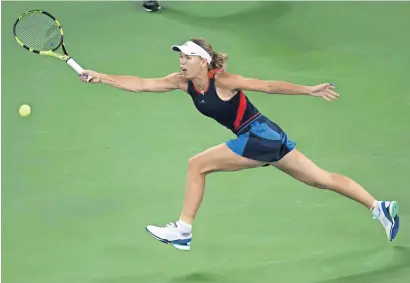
[388,201,400,241]
[144,6,162,12]
[145,227,191,251]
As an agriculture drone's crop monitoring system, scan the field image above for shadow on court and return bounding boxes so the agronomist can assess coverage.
[168,272,244,283]
[95,272,238,283]
[93,246,410,283]
[158,2,316,55]
[161,2,292,25]
[316,246,410,283]
[168,246,410,283]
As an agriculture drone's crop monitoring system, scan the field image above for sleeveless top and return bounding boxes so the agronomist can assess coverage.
[187,69,261,135]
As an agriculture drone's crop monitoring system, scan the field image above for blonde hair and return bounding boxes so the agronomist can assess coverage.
[190,38,228,70]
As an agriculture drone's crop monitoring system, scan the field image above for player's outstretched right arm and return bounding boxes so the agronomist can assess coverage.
[79,70,184,93]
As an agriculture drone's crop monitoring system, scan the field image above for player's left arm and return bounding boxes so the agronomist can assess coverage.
[219,72,339,102]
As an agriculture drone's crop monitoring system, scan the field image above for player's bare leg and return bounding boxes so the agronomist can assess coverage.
[272,149,400,242]
[179,144,264,223]
[272,149,375,208]
[145,144,264,250]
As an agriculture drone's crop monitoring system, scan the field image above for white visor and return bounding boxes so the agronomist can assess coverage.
[171,41,212,64]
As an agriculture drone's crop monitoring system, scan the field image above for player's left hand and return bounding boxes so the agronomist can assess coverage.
[309,83,339,102]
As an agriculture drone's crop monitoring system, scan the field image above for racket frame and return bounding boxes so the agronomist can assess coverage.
[13,9,84,74]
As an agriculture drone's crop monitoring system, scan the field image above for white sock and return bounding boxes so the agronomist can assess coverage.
[176,219,192,233]
[370,200,380,217]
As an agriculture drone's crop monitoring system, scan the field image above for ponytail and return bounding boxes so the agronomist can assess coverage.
[211,51,228,70]
[189,38,228,70]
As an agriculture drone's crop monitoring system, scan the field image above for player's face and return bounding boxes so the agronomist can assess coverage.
[179,53,206,79]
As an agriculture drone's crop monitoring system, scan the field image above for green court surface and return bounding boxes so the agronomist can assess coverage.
[2,1,410,283]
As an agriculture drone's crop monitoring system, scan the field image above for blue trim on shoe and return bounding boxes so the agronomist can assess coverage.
[391,216,400,241]
[145,227,169,244]
[145,227,192,247]
[381,201,393,222]
[171,238,192,245]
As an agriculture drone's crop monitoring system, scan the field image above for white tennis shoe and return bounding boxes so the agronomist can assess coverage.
[146,222,192,251]
[371,200,400,241]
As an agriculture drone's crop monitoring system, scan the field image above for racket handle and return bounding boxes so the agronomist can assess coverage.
[66,58,84,74]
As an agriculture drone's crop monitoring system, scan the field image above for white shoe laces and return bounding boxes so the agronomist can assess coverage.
[165,222,177,228]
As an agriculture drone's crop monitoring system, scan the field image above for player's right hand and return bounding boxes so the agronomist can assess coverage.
[80,70,101,83]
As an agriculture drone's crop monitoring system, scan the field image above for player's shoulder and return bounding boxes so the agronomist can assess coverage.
[165,72,186,81]
[215,69,245,81]
[165,72,187,81]
[214,70,245,89]
[165,72,189,88]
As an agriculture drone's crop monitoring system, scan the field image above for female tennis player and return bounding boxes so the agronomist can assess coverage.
[79,38,400,251]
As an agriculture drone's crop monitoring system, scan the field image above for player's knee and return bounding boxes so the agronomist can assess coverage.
[187,156,199,171]
[187,156,210,175]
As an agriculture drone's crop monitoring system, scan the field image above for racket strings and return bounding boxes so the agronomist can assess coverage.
[15,13,62,51]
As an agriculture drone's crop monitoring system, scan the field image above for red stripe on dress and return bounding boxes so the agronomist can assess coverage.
[233,91,247,131]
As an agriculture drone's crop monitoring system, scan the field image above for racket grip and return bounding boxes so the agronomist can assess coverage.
[66,58,84,74]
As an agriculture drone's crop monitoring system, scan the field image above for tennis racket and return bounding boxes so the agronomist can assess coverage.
[13,9,84,74]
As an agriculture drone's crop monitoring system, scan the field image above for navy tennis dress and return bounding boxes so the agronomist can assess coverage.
[187,69,296,163]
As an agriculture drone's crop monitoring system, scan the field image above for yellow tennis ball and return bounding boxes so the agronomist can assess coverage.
[19,104,31,117]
